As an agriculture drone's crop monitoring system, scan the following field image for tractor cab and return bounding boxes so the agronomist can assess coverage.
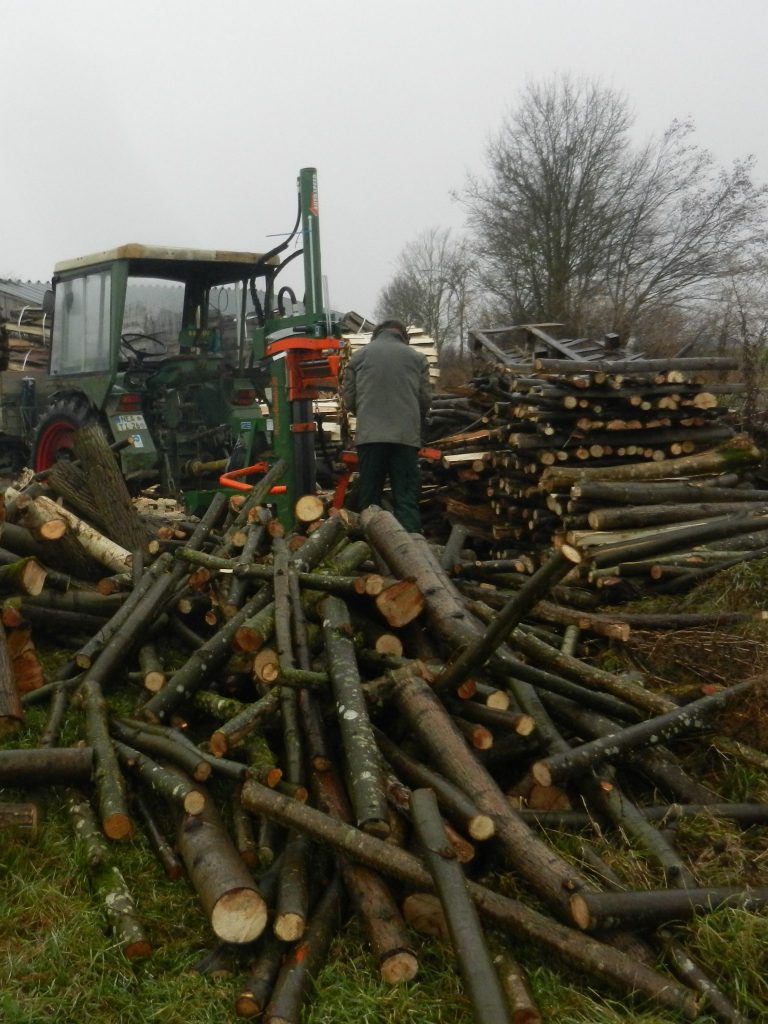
[35,168,344,523]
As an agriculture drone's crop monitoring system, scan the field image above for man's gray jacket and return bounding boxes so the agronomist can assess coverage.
[341,330,432,448]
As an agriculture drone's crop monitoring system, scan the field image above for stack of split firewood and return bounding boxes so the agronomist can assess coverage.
[1,422,767,1023]
[422,356,760,569]
[0,307,50,370]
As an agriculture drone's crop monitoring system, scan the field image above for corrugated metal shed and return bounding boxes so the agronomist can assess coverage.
[0,279,50,307]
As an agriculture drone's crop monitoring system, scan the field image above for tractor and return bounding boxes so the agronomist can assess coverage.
[3,168,343,525]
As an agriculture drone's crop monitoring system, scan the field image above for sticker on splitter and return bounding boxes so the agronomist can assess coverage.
[114,414,148,431]
[131,434,144,448]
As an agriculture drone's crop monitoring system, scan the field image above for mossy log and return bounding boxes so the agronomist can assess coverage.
[110,717,212,782]
[0,557,47,597]
[66,789,151,958]
[208,687,282,759]
[113,740,205,815]
[532,675,764,787]
[321,594,389,837]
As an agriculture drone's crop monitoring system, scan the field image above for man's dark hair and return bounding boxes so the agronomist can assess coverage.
[371,319,409,341]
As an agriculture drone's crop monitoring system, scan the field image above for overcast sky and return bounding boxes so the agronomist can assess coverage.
[3,0,767,318]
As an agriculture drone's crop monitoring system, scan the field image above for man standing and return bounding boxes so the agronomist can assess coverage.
[341,319,432,532]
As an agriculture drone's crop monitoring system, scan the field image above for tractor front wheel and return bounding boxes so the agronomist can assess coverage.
[33,398,100,472]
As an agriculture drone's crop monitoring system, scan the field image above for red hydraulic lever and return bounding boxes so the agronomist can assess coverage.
[219,462,288,494]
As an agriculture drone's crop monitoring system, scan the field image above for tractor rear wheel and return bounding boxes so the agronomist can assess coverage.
[33,397,100,472]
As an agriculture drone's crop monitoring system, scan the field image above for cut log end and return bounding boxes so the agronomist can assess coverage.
[467,814,496,842]
[234,993,262,1018]
[273,912,306,942]
[209,731,228,758]
[484,689,510,710]
[456,678,477,699]
[530,761,553,788]
[361,817,391,839]
[124,938,153,960]
[183,791,206,815]
[568,893,593,931]
[294,494,325,524]
[515,714,537,737]
[192,762,213,783]
[559,542,582,564]
[103,812,135,841]
[401,892,450,941]
[380,950,419,984]
[143,671,166,694]
[211,887,267,943]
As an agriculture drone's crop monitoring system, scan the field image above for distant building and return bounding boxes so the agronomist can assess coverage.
[0,279,50,322]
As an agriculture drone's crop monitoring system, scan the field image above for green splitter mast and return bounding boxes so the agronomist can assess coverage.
[246,167,343,526]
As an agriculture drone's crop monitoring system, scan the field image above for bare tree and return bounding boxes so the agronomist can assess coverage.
[460,75,767,340]
[375,228,473,350]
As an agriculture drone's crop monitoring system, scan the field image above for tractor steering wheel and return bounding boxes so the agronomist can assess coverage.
[120,333,168,360]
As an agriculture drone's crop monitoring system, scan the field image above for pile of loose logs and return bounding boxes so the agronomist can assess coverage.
[1,429,767,1023]
[422,356,758,571]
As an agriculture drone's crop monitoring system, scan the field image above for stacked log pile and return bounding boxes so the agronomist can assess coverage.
[0,306,50,370]
[1,430,767,1022]
[422,357,759,580]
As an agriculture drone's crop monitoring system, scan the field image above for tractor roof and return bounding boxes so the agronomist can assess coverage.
[54,243,279,280]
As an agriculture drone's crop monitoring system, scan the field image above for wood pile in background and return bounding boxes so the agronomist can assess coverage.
[0,306,50,370]
[422,356,758,578]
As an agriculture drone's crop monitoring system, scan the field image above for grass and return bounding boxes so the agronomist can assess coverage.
[3,556,768,1022]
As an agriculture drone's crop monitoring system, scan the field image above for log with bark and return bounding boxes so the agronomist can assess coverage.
[176,796,268,944]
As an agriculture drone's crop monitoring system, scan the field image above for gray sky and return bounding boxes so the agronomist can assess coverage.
[3,0,767,319]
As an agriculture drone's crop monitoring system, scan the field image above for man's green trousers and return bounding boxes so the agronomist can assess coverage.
[356,442,422,533]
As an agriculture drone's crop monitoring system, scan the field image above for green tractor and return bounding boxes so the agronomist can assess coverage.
[20,168,343,524]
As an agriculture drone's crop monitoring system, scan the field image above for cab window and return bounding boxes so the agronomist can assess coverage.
[50,271,111,375]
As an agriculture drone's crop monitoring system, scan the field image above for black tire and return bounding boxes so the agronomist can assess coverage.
[32,396,100,472]
[0,436,30,478]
